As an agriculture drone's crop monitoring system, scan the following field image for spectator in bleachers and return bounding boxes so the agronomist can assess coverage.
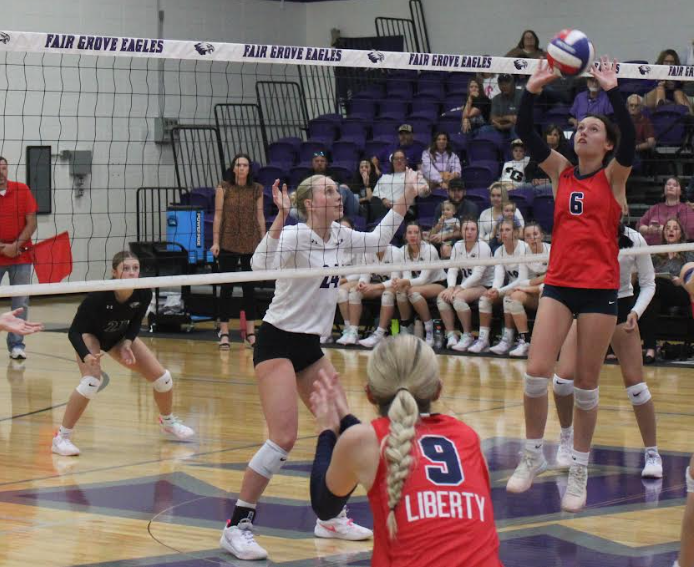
[371,123,421,177]
[628,94,656,171]
[426,200,461,259]
[431,178,479,228]
[524,124,574,191]
[479,181,524,244]
[310,151,360,219]
[369,150,430,223]
[638,218,694,363]
[501,139,531,187]
[505,30,545,59]
[347,159,380,219]
[490,74,521,136]
[420,132,461,191]
[211,153,264,349]
[569,76,614,127]
[461,78,492,135]
[638,177,694,245]
[643,50,693,114]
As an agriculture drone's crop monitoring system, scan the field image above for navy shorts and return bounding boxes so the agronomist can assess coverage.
[253,322,324,373]
[617,295,636,325]
[542,284,618,317]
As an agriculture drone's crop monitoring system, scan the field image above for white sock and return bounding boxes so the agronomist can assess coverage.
[525,439,544,454]
[446,331,457,338]
[479,326,490,342]
[571,449,590,467]
[504,328,515,343]
[58,425,73,437]
[645,445,659,456]
[375,327,386,337]
[561,426,573,438]
[424,320,434,333]
[160,414,174,423]
[236,499,257,510]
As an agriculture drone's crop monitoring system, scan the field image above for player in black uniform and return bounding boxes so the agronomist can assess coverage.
[52,251,195,456]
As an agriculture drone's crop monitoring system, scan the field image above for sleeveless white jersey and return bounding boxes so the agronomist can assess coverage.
[401,241,447,286]
[447,240,494,289]
[491,239,530,295]
[252,209,404,336]
[618,227,655,318]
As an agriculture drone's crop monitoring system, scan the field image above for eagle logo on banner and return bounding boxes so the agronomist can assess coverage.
[194,42,215,55]
[0,32,10,44]
[638,65,651,75]
[513,59,528,70]
[367,50,385,64]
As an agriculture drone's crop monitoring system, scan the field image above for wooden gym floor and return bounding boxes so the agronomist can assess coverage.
[0,297,692,566]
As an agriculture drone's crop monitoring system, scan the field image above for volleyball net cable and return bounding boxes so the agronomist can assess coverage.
[0,29,693,299]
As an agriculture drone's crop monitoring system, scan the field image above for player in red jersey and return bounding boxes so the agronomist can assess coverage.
[309,334,502,567]
[505,57,635,513]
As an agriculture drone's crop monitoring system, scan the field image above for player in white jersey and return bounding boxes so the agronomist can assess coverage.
[219,172,422,561]
[436,218,494,351]
[468,219,529,353]
[392,222,448,346]
[333,217,366,345]
[552,225,661,477]
[492,222,551,357]
[339,245,403,349]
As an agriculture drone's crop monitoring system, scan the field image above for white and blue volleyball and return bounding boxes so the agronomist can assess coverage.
[546,29,595,76]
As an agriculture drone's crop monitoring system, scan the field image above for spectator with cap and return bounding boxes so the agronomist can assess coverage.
[430,178,479,226]
[490,74,522,136]
[371,123,422,177]
[569,76,614,127]
[310,150,360,218]
[500,139,531,188]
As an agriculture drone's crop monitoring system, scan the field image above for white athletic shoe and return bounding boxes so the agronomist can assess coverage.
[220,518,268,560]
[446,333,459,349]
[359,331,385,349]
[314,507,373,541]
[509,337,530,357]
[467,338,490,354]
[452,333,474,352]
[642,450,663,479]
[52,434,80,456]
[556,430,574,469]
[562,463,588,513]
[10,347,26,360]
[506,449,547,493]
[425,331,434,347]
[489,338,513,355]
[320,335,334,344]
[336,328,358,345]
[159,416,195,440]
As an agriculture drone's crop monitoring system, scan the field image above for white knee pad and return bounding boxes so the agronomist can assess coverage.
[453,298,471,312]
[248,439,289,479]
[409,291,424,304]
[396,291,408,303]
[507,298,526,315]
[436,296,453,312]
[687,467,694,493]
[382,290,395,306]
[153,370,173,393]
[552,375,575,397]
[574,387,599,411]
[76,375,101,400]
[502,295,513,313]
[626,383,651,406]
[348,289,363,304]
[478,296,493,314]
[523,374,549,398]
[337,287,349,304]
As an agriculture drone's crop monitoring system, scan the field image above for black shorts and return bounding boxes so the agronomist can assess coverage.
[253,322,324,373]
[617,295,636,325]
[542,284,618,317]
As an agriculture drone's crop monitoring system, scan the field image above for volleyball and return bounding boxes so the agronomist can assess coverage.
[546,29,595,76]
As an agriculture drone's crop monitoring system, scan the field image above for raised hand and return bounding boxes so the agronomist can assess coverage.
[526,59,559,94]
[590,56,619,91]
[272,179,291,215]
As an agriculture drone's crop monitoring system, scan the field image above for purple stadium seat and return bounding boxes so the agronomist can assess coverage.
[652,107,688,146]
[532,194,555,233]
[467,139,500,163]
[443,94,464,113]
[475,130,506,149]
[332,141,361,164]
[299,141,331,163]
[328,165,353,184]
[352,215,367,231]
[542,105,572,130]
[276,136,303,150]
[372,119,402,139]
[377,100,409,121]
[340,118,370,139]
[416,193,447,220]
[386,80,414,99]
[417,72,446,99]
[348,97,376,120]
[436,115,463,135]
[460,164,497,188]
[289,166,313,189]
[308,119,339,142]
[256,165,288,189]
[407,117,434,138]
[411,94,441,117]
[364,140,391,159]
[508,189,534,219]
[315,113,343,124]
[355,83,386,99]
[465,187,491,210]
[446,73,471,96]
[267,141,297,167]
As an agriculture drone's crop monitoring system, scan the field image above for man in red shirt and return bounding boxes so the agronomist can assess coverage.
[0,157,38,360]
[627,94,656,175]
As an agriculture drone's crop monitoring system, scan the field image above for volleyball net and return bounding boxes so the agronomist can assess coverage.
[0,29,693,302]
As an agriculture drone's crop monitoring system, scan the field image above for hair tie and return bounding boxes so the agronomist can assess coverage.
[396,387,410,395]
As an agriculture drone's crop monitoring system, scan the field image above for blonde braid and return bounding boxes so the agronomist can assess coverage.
[384,389,419,539]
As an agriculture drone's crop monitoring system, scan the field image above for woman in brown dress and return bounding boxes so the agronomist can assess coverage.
[211,153,265,348]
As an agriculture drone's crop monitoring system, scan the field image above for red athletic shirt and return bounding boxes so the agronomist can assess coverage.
[367,414,502,567]
[0,181,38,266]
[545,166,621,289]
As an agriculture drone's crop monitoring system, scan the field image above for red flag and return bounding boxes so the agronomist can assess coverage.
[31,232,73,284]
